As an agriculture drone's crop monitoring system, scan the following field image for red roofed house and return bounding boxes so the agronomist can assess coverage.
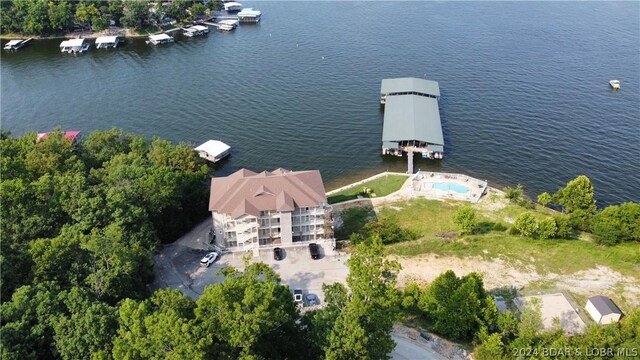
[36,131,81,144]
[209,168,333,249]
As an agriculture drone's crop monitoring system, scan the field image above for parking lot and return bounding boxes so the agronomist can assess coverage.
[150,220,350,305]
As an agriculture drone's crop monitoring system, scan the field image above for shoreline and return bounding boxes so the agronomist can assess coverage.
[0,28,167,41]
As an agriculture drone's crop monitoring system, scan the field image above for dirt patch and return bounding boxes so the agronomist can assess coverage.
[394,254,541,290]
[435,232,457,242]
[394,255,640,309]
[189,266,208,279]
[474,188,508,212]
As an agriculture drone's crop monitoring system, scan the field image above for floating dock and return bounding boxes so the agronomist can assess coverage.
[380,77,444,169]
[195,140,231,163]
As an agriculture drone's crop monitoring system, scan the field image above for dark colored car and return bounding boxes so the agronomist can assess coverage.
[308,243,320,260]
[273,247,284,261]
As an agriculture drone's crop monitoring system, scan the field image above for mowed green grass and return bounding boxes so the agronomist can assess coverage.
[327,174,408,204]
[377,198,640,278]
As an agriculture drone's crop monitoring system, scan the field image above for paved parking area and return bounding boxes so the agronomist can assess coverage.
[150,220,349,304]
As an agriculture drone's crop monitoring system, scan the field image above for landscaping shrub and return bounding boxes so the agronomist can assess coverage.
[452,206,478,236]
[513,213,538,237]
[553,214,573,239]
[536,217,557,240]
[352,218,418,245]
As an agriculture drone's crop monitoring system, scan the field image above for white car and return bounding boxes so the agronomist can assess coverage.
[200,252,218,267]
[293,289,303,307]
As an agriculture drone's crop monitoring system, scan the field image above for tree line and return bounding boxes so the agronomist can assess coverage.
[2,236,402,359]
[0,0,223,36]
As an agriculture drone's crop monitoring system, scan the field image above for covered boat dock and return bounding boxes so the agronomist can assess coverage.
[380,77,444,172]
[95,36,121,49]
[195,140,231,163]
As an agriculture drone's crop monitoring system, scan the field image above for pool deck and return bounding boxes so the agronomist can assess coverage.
[411,171,487,203]
[327,171,489,211]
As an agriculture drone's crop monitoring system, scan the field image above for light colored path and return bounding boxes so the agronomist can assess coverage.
[391,334,447,360]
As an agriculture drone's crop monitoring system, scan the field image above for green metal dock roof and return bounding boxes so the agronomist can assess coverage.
[381,78,444,151]
[381,77,440,97]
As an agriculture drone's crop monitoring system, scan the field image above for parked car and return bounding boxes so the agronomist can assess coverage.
[273,247,284,261]
[293,289,303,307]
[200,252,218,267]
[305,293,318,306]
[308,243,320,260]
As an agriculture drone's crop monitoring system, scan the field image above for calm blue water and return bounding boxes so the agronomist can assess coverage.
[1,2,639,206]
[432,183,470,194]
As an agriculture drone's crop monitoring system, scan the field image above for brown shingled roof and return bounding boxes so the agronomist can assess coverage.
[209,168,327,218]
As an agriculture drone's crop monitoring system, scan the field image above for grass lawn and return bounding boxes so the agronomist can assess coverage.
[135,26,161,36]
[359,198,640,278]
[327,174,408,204]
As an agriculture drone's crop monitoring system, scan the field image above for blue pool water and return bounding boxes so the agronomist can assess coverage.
[431,183,470,193]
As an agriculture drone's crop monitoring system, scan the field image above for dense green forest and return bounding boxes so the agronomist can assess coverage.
[1,129,210,301]
[0,0,222,36]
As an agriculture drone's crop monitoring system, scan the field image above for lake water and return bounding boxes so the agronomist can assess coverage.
[2,2,639,206]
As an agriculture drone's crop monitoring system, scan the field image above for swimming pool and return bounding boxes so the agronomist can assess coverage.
[427,182,470,193]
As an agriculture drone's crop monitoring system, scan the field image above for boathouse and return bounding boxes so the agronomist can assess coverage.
[224,2,243,12]
[195,140,231,163]
[237,8,261,23]
[4,38,31,50]
[380,77,444,163]
[95,36,121,49]
[60,39,90,53]
[183,25,210,37]
[146,34,174,45]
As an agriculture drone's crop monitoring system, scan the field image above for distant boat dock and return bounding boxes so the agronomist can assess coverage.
[3,38,32,50]
[380,77,444,173]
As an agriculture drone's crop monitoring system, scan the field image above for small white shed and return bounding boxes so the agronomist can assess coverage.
[585,296,623,325]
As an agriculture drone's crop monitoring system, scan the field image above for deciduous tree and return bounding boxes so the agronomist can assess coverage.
[418,271,497,341]
[195,262,304,359]
[591,202,640,245]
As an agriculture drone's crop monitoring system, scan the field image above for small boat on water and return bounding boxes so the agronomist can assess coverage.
[60,38,90,53]
[609,80,620,89]
[4,38,32,50]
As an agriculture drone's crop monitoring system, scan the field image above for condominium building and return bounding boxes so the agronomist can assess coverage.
[209,168,333,249]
